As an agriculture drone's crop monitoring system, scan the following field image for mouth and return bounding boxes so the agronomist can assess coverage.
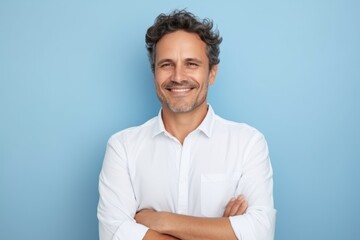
[167,88,193,93]
[163,80,197,95]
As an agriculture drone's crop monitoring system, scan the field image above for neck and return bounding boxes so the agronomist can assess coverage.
[162,103,208,144]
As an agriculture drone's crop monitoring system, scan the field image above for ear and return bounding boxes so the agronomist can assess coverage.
[209,64,218,85]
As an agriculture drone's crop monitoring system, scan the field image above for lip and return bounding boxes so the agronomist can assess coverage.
[168,88,192,93]
[165,87,194,96]
[163,81,198,95]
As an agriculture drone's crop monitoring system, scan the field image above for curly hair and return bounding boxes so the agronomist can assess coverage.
[145,9,223,73]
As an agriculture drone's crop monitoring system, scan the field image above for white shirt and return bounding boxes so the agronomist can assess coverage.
[97,105,276,240]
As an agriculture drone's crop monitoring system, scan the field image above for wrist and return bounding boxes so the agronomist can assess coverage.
[160,212,183,237]
[157,212,171,233]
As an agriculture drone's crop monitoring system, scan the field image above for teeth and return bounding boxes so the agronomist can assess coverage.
[171,88,190,92]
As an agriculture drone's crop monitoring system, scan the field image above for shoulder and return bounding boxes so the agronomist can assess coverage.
[213,114,264,139]
[107,116,158,146]
[213,115,270,160]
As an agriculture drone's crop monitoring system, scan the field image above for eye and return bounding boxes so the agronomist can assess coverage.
[186,62,199,68]
[160,62,173,68]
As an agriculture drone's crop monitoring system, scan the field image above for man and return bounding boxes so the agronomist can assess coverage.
[97,9,276,240]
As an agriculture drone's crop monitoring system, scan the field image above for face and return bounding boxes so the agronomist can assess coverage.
[154,30,218,113]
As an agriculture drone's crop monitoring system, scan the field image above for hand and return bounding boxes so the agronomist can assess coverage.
[135,209,165,232]
[223,195,248,217]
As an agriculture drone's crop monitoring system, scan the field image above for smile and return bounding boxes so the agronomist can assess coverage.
[170,88,191,92]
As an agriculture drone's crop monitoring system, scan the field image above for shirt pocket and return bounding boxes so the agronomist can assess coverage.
[200,174,238,217]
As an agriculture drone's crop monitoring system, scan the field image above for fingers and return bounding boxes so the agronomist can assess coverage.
[135,209,155,224]
[223,195,248,217]
[235,195,248,215]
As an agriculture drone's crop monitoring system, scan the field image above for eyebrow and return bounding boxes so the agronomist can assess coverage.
[185,58,203,64]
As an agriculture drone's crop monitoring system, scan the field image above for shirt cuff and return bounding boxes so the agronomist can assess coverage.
[115,220,149,240]
[229,208,276,240]
[229,215,252,240]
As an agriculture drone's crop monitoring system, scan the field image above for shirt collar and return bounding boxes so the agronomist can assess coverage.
[152,109,166,137]
[197,104,214,138]
[152,104,215,138]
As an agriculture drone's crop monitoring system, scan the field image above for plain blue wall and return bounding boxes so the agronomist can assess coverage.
[1,1,359,239]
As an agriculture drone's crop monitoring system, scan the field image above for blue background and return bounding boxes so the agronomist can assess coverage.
[1,1,359,239]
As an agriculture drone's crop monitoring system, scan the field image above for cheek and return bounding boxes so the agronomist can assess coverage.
[154,71,170,84]
[154,81,163,93]
[153,76,163,88]
[154,79,167,95]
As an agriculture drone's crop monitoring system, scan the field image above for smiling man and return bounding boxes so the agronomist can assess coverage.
[97,10,276,240]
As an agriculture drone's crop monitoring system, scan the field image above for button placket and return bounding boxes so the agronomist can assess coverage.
[177,137,191,215]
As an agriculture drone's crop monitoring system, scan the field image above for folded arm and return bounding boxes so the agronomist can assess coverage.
[98,137,151,240]
[137,132,276,240]
[142,229,180,240]
[137,195,248,240]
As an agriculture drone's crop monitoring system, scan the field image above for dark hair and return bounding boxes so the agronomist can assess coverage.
[145,9,222,73]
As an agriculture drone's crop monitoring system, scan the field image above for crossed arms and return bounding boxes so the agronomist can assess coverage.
[136,195,248,240]
[98,131,276,240]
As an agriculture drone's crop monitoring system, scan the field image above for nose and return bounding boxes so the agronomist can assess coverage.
[173,65,185,82]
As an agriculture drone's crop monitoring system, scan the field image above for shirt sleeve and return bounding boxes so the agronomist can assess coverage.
[97,135,149,240]
[229,131,276,240]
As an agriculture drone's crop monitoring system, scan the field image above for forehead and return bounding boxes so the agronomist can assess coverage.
[155,30,207,61]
